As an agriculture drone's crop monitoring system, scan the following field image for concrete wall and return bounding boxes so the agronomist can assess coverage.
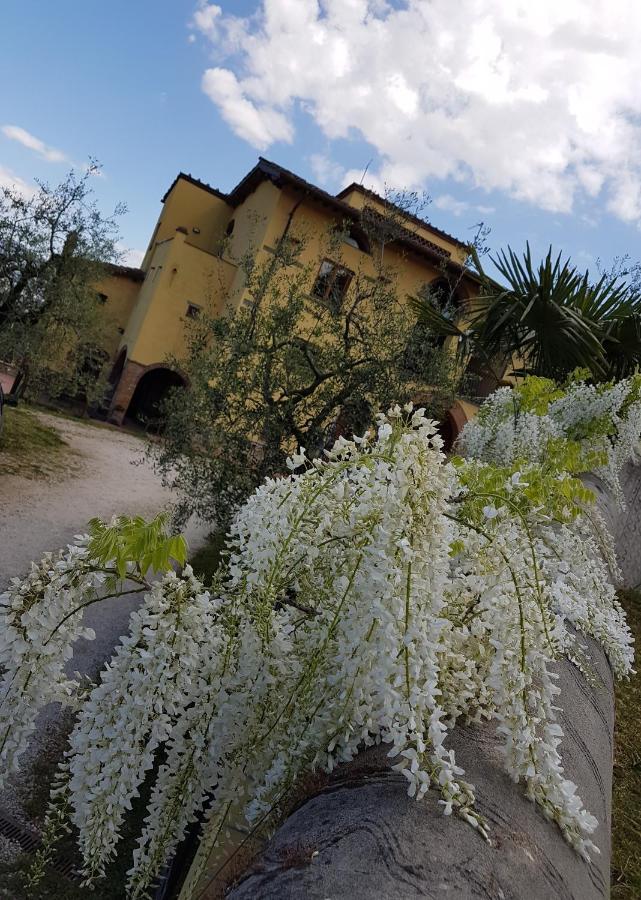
[121,234,238,368]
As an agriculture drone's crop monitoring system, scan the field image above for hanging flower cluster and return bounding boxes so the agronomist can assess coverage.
[0,541,98,787]
[67,569,220,881]
[0,390,636,898]
[458,372,641,502]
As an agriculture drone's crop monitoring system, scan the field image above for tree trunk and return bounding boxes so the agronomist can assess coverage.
[223,466,641,900]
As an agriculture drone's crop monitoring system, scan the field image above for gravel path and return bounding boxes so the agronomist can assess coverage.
[1,411,208,670]
[0,412,208,671]
[0,411,207,589]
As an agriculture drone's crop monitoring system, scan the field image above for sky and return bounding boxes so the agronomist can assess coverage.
[2,0,641,277]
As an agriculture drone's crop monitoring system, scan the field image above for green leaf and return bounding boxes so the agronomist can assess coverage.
[86,513,188,579]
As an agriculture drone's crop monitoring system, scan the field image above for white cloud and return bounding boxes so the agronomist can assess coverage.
[2,125,68,163]
[0,164,36,198]
[434,195,470,217]
[309,153,345,187]
[192,1,222,40]
[434,194,495,217]
[201,68,293,148]
[192,0,641,224]
[117,244,145,267]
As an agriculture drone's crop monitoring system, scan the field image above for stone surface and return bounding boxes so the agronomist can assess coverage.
[227,465,641,900]
[229,638,613,900]
[584,464,641,590]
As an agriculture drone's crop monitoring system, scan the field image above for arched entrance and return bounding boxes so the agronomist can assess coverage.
[436,401,475,453]
[126,367,186,429]
[437,411,456,452]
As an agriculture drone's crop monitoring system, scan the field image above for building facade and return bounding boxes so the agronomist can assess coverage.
[99,158,483,434]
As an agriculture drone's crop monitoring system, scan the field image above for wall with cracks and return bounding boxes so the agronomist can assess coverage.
[225,465,641,900]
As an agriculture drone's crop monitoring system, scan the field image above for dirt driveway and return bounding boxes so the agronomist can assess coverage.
[0,412,207,581]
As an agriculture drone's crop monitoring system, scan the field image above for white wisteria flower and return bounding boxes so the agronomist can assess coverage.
[0,386,637,898]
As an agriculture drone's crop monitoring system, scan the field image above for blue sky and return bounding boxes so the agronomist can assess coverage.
[2,1,640,278]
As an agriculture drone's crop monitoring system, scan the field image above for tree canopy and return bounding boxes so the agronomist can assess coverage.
[0,163,124,401]
[154,222,459,528]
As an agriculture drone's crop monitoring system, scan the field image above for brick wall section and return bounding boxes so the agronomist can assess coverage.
[107,359,146,425]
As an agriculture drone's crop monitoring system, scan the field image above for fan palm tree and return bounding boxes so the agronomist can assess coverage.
[411,244,641,383]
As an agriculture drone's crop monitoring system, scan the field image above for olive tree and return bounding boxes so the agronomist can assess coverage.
[154,219,460,529]
[0,162,124,401]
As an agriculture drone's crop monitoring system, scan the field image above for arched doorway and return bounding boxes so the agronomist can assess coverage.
[126,367,186,430]
[437,411,456,452]
[435,401,474,453]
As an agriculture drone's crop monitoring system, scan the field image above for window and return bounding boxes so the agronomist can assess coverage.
[342,224,370,254]
[312,260,353,310]
[225,218,235,236]
[186,303,201,319]
[427,278,460,317]
[420,278,462,349]
[97,292,108,305]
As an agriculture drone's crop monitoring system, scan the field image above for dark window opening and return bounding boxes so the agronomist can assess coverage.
[312,260,353,310]
[186,303,201,319]
[342,224,370,254]
[403,320,444,376]
[225,218,235,236]
[422,278,462,349]
[97,292,108,305]
[427,278,461,316]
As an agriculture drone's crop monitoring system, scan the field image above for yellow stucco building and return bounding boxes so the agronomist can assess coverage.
[100,158,484,439]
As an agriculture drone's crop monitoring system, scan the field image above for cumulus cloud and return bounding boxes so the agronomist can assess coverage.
[309,152,346,187]
[201,68,293,149]
[192,0,641,224]
[2,125,68,163]
[435,194,495,218]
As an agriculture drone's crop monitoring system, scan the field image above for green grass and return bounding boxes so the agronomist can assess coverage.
[0,405,71,478]
[611,589,641,900]
[190,531,227,583]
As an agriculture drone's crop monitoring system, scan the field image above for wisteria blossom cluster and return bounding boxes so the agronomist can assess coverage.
[0,394,635,898]
[0,542,99,785]
[459,373,641,502]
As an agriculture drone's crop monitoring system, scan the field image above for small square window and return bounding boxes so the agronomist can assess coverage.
[97,292,108,305]
[312,260,353,310]
[186,303,201,319]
